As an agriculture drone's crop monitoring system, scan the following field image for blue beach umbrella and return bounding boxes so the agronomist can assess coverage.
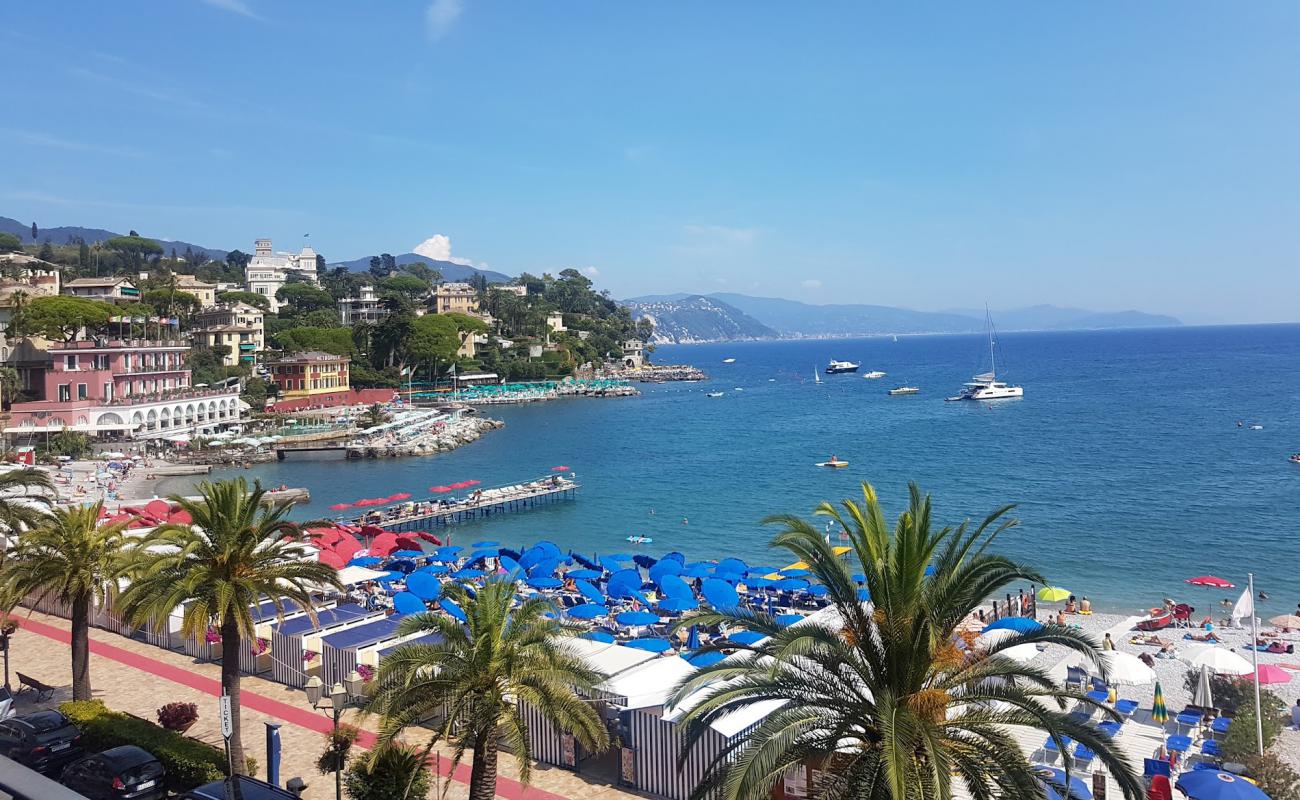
[682,649,725,667]
[982,617,1043,635]
[658,574,693,600]
[348,556,382,567]
[535,541,563,559]
[1035,767,1092,800]
[375,571,404,584]
[452,568,485,579]
[470,548,499,560]
[392,592,426,615]
[680,563,712,578]
[728,630,766,646]
[746,577,776,588]
[388,560,416,573]
[701,578,740,613]
[518,546,546,570]
[527,576,562,589]
[633,554,657,570]
[716,557,747,575]
[715,572,745,584]
[418,563,449,575]
[528,557,561,576]
[773,578,809,591]
[581,630,615,643]
[570,552,599,570]
[625,637,673,654]
[658,596,697,613]
[406,572,443,600]
[575,579,606,605]
[1176,770,1269,800]
[607,569,643,599]
[392,550,424,559]
[746,566,779,577]
[497,556,520,574]
[781,568,811,578]
[805,585,829,597]
[606,553,633,561]
[567,603,607,620]
[616,610,659,626]
[472,540,500,548]
[599,556,625,574]
[660,551,686,564]
[567,569,602,580]
[439,598,467,622]
[648,560,682,582]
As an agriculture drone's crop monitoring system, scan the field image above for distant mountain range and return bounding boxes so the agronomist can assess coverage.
[332,253,511,284]
[623,295,776,344]
[0,216,228,262]
[623,293,1180,342]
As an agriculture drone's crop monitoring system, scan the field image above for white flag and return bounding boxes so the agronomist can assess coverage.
[1231,588,1254,627]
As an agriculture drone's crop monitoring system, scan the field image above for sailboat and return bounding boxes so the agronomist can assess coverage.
[946,308,1023,401]
[813,366,822,384]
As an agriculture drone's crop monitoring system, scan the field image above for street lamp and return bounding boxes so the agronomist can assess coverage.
[305,670,365,800]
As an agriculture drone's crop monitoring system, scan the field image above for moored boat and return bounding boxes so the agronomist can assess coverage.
[861,370,886,379]
[888,386,920,396]
[825,360,859,374]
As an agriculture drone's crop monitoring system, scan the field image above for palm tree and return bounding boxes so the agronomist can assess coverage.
[365,578,610,800]
[0,367,21,411]
[360,403,389,430]
[671,482,1144,800]
[0,467,55,550]
[0,502,128,700]
[117,478,341,774]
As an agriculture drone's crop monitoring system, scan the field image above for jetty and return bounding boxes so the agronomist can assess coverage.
[341,476,578,531]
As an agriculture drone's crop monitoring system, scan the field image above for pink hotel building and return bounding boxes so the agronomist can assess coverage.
[3,338,243,439]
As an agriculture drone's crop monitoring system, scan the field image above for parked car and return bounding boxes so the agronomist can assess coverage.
[177,775,301,799]
[60,745,165,800]
[0,711,83,773]
[0,753,93,800]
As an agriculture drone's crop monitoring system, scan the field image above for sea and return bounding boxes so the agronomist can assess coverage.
[161,324,1300,616]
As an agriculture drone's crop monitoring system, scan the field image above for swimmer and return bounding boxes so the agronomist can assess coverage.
[682,518,688,525]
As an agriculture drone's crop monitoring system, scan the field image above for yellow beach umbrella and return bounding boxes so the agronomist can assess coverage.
[1152,680,1168,725]
[1038,586,1071,603]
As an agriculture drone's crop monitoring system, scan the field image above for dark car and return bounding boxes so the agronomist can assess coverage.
[178,775,300,799]
[0,710,84,773]
[60,745,166,800]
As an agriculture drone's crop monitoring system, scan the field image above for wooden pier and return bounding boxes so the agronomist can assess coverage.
[342,478,578,532]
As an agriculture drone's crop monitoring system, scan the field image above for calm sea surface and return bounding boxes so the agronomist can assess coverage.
[168,325,1300,615]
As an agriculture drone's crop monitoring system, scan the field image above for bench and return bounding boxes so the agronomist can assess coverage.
[15,672,55,702]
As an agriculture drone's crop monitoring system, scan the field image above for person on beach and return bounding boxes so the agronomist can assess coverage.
[1102,633,1115,651]
[1065,595,1077,613]
[1080,596,1092,614]
[1292,699,1300,730]
[1056,609,1066,626]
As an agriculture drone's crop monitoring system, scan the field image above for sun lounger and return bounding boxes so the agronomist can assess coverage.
[1115,699,1139,717]
[1210,717,1231,736]
[1074,744,1096,766]
[1201,740,1221,758]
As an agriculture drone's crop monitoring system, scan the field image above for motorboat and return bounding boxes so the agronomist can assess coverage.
[1289,454,1300,464]
[706,391,725,398]
[861,371,886,379]
[722,358,736,363]
[825,360,860,374]
[888,386,920,396]
[816,459,850,468]
[626,535,653,544]
[946,309,1023,401]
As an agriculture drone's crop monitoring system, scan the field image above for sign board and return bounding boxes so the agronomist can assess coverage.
[218,694,233,739]
[1093,771,1107,800]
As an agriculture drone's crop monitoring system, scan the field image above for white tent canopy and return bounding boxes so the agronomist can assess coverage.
[335,566,389,586]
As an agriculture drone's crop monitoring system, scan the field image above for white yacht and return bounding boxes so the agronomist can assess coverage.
[861,370,886,379]
[946,309,1023,401]
[825,360,860,374]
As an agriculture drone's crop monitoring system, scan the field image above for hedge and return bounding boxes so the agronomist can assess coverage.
[59,700,234,792]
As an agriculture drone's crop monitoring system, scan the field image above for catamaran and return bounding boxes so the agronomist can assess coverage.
[946,309,1023,401]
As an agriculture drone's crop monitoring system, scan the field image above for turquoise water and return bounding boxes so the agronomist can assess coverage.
[178,325,1300,615]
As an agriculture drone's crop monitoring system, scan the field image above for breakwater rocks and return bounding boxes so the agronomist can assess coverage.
[619,364,708,382]
[347,416,504,459]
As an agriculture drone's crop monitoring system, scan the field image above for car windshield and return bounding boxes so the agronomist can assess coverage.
[26,713,68,733]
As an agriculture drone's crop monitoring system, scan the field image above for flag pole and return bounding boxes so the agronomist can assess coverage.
[1249,572,1263,756]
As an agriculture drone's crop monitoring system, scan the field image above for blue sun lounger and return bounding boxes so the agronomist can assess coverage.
[1114,699,1139,717]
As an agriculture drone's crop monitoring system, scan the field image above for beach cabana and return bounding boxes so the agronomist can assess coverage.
[318,614,414,687]
[268,604,380,687]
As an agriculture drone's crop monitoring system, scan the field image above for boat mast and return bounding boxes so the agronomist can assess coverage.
[986,304,996,379]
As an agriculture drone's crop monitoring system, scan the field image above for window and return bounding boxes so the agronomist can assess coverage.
[58,384,71,402]
[65,354,77,370]
[77,384,88,401]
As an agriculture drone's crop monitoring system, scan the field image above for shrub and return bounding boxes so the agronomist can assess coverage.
[1183,670,1250,714]
[157,702,199,731]
[317,724,360,776]
[1246,753,1300,800]
[344,744,431,800]
[60,700,227,791]
[1220,689,1287,763]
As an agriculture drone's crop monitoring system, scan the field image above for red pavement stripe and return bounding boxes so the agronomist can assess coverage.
[23,617,566,800]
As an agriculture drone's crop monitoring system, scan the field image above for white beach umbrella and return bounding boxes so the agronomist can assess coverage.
[975,629,1040,664]
[1070,651,1156,686]
[1184,646,1253,676]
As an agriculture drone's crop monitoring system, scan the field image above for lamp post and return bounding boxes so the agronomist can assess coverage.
[305,670,365,800]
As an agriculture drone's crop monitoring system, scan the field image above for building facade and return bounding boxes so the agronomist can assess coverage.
[244,238,321,312]
[430,282,478,315]
[63,277,140,303]
[174,275,218,307]
[338,285,387,325]
[3,338,242,439]
[192,302,265,366]
[268,351,350,401]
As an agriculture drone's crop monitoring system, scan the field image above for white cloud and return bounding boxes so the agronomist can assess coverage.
[412,233,482,267]
[801,279,823,289]
[202,0,262,20]
[425,0,463,40]
[581,266,600,278]
[683,224,758,245]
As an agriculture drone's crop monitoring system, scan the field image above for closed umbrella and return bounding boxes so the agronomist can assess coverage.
[1192,664,1214,708]
[1152,680,1168,725]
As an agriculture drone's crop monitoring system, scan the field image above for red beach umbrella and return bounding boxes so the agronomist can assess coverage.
[1253,664,1292,684]
[551,465,569,472]
[306,527,342,547]
[145,499,171,519]
[370,532,399,557]
[412,531,442,545]
[391,492,412,501]
[448,481,470,490]
[329,503,352,511]
[394,535,421,551]
[463,480,481,487]
[167,510,193,525]
[430,486,452,493]
[353,498,374,507]
[359,524,387,539]
[334,533,363,562]
[318,550,346,569]
[1185,575,1235,588]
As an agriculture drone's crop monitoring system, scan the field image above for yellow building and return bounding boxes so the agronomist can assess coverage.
[268,351,350,400]
[430,282,478,315]
[175,275,218,307]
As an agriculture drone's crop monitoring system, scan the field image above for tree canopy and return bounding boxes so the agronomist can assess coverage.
[103,235,163,268]
[275,283,336,313]
[14,296,116,341]
[271,326,354,356]
[0,232,22,252]
[216,290,270,311]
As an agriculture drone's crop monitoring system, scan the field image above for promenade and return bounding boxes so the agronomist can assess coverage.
[6,610,643,800]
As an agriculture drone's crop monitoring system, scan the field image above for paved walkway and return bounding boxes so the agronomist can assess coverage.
[9,611,642,800]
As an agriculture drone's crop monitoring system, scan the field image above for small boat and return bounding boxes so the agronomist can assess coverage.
[733,387,744,392]
[1250,424,1264,430]
[892,335,899,342]
[1289,454,1300,464]
[825,360,859,374]
[816,460,850,468]
[722,358,736,364]
[947,309,1022,401]
[626,535,653,544]
[888,386,920,396]
[706,391,725,398]
[861,371,886,379]
[813,367,822,384]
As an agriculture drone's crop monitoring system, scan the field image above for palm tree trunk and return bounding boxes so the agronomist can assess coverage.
[220,614,247,775]
[468,728,499,800]
[70,593,92,701]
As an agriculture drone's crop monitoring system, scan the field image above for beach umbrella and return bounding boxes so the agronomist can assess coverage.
[374,570,405,584]
[470,549,500,561]
[773,578,809,592]
[390,492,412,501]
[1176,770,1270,800]
[1253,664,1292,684]
[775,613,803,627]
[728,630,766,646]
[452,568,486,580]
[419,563,449,576]
[686,625,700,650]
[1098,651,1157,685]
[392,550,424,559]
[982,617,1043,635]
[1152,680,1168,725]
[701,578,739,613]
[318,550,345,569]
[406,572,442,600]
[1269,614,1300,628]
[535,541,563,559]
[448,481,472,490]
[575,579,606,605]
[746,566,779,577]
[716,558,747,576]
[1192,664,1214,708]
[567,569,602,580]
[598,556,625,574]
[658,574,694,600]
[1035,767,1092,800]
[464,480,481,486]
[633,554,657,570]
[680,563,712,578]
[746,577,776,588]
[430,486,452,493]
[805,585,828,597]
[780,568,811,578]
[1186,575,1235,589]
[472,540,500,548]
[348,556,382,567]
[659,551,686,564]
[648,560,681,582]
[440,598,467,622]
[682,650,726,667]
[616,610,659,626]
[551,465,569,472]
[658,596,697,613]
[624,637,672,654]
[581,631,614,643]
[715,572,745,584]
[527,576,562,590]
[1185,646,1253,676]
[392,592,426,615]
[497,556,521,575]
[1037,586,1071,602]
[566,603,607,620]
[329,503,352,511]
[607,569,643,599]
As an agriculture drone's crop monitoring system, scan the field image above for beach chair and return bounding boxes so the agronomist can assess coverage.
[1201,740,1222,759]
[1143,759,1172,780]
[1042,736,1072,763]
[1065,666,1088,692]
[1115,699,1139,718]
[1172,604,1194,628]
[1073,744,1096,768]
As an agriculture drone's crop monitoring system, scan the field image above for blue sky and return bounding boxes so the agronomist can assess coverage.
[3,2,1298,323]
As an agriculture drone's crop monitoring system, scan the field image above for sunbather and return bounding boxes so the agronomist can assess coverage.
[1184,631,1223,643]
[1131,634,1169,646]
